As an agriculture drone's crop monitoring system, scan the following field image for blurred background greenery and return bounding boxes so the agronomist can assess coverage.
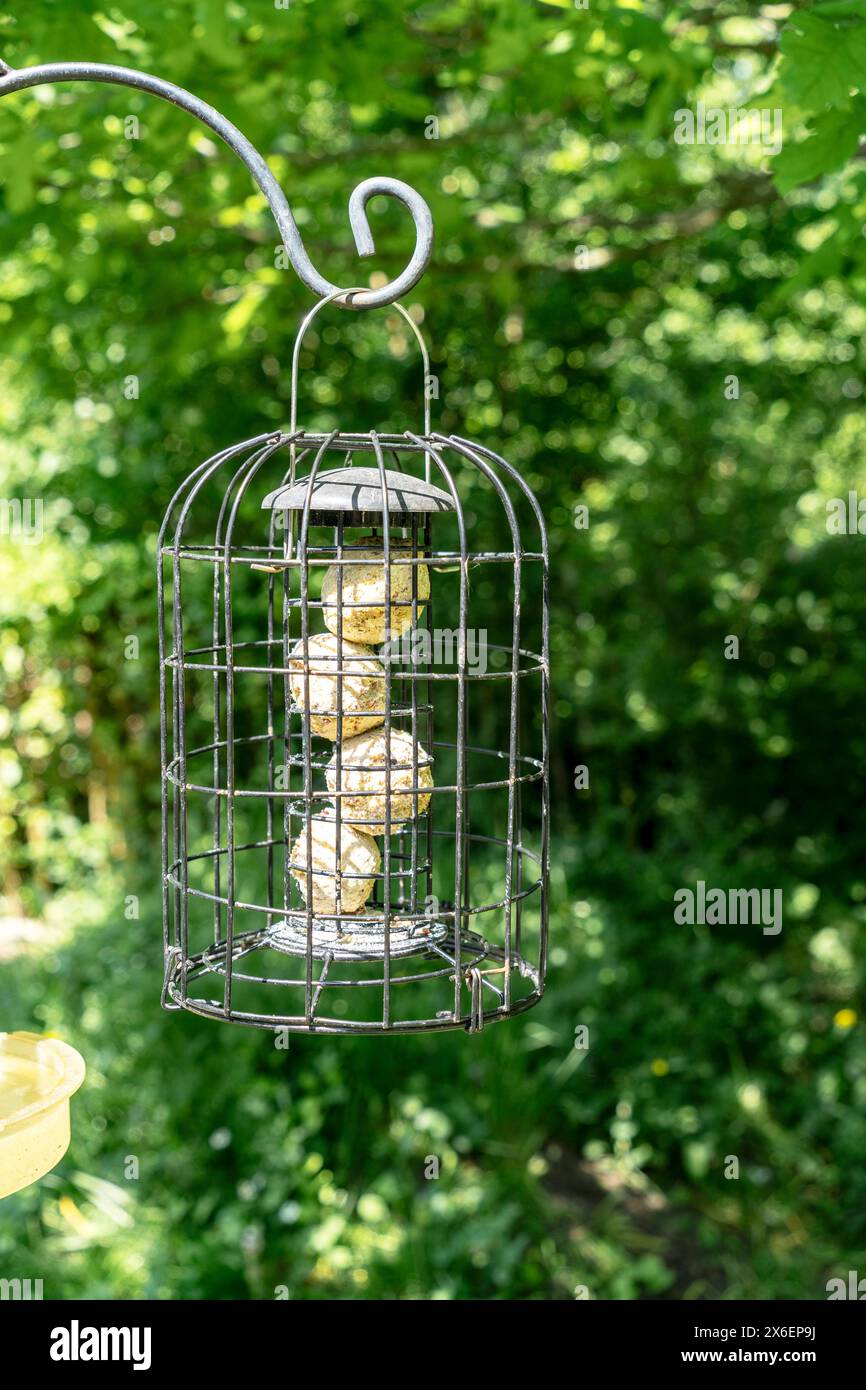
[1,0,866,1300]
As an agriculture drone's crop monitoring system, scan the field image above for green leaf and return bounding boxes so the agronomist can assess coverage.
[780,14,866,110]
[772,103,866,195]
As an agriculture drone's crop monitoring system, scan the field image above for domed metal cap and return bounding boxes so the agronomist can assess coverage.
[261,467,454,527]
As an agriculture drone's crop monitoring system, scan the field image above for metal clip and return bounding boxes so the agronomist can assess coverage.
[466,966,485,1033]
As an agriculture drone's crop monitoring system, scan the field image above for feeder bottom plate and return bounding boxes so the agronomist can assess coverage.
[265,914,449,961]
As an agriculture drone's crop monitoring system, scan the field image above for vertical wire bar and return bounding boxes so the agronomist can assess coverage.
[296,433,339,1020]
[172,535,189,1004]
[220,437,292,1016]
[211,525,224,947]
[403,433,466,1021]
[422,509,435,925]
[437,437,522,1012]
[157,451,241,1005]
[159,435,280,1009]
[156,546,176,996]
[261,453,298,943]
[407,516,420,920]
[281,444,314,961]
[448,435,550,991]
[371,434,393,1026]
[211,443,287,951]
[300,515,314,1021]
[538,544,551,988]
[334,512,345,924]
[282,513,294,944]
[455,542,470,1020]
[222,538,236,1016]
[504,549,521,1009]
[265,507,279,931]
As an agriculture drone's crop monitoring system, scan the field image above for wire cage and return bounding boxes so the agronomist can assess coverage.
[158,296,549,1033]
[0,57,548,1034]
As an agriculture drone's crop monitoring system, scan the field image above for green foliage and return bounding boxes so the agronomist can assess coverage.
[772,104,866,196]
[778,12,866,110]
[773,7,866,195]
[1,0,865,1301]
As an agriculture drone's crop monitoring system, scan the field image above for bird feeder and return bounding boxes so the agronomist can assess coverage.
[0,1032,85,1200]
[0,56,550,1036]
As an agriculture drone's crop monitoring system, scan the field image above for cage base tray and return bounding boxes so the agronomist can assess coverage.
[264,914,450,961]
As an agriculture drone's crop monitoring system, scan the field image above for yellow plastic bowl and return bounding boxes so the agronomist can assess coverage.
[0,1032,85,1200]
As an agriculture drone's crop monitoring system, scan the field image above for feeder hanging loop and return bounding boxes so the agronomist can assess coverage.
[0,58,433,309]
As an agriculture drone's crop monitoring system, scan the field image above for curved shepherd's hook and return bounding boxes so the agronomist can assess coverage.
[0,59,433,309]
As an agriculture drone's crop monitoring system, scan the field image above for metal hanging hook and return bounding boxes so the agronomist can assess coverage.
[0,59,433,309]
[288,285,432,437]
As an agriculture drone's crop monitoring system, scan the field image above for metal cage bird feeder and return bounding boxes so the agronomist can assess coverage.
[0,56,550,1034]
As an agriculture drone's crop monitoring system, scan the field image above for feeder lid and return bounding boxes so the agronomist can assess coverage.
[261,467,454,517]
